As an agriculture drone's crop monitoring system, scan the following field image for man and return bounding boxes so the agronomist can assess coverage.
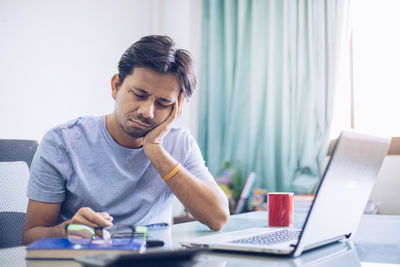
[22,35,229,245]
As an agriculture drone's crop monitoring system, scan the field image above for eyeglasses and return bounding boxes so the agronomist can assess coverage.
[65,224,147,246]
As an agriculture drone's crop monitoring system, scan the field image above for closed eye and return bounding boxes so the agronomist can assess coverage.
[129,88,173,108]
[156,101,171,108]
[132,91,147,100]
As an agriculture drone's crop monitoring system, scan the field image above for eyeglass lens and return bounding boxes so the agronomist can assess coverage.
[66,224,95,245]
[105,225,136,245]
[66,224,145,246]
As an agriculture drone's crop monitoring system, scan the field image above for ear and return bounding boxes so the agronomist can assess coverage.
[111,74,120,100]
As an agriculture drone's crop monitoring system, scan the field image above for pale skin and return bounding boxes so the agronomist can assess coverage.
[22,67,229,245]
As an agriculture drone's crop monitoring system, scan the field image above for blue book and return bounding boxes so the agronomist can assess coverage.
[26,238,146,260]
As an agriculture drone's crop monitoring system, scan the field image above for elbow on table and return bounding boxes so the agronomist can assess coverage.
[21,234,29,246]
[208,206,230,231]
[21,228,36,246]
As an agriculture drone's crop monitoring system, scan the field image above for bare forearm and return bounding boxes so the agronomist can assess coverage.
[168,168,229,230]
[145,145,229,230]
[22,220,69,246]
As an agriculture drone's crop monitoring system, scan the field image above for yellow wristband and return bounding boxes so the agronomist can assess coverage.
[162,162,181,182]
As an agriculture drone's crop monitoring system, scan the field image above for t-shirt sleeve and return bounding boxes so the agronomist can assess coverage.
[182,133,216,183]
[27,129,69,203]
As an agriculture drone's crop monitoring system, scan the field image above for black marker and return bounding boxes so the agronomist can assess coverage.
[146,239,165,248]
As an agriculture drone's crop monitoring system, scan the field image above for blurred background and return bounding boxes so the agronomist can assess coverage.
[1,0,399,218]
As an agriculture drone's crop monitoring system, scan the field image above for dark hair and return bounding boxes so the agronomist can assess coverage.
[118,35,196,98]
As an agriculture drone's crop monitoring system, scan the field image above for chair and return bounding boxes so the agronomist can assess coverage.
[0,139,38,248]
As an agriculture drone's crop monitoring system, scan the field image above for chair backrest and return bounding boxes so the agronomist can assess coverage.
[0,139,38,168]
[0,139,38,248]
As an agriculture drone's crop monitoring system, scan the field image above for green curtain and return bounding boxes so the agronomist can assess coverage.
[199,0,349,193]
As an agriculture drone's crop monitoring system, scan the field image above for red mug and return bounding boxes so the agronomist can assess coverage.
[268,192,294,227]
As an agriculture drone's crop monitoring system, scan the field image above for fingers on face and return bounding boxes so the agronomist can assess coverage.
[178,93,184,115]
[173,92,184,118]
[169,93,182,121]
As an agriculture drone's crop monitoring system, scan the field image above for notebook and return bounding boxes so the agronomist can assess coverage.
[26,237,146,259]
[181,130,391,257]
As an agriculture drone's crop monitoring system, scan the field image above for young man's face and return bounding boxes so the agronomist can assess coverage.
[112,67,180,138]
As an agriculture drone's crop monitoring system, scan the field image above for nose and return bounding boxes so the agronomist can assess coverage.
[137,99,155,120]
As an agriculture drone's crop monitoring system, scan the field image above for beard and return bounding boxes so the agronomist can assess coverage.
[117,113,157,138]
[120,123,149,138]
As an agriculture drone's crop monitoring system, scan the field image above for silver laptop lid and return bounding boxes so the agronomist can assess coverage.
[293,130,391,256]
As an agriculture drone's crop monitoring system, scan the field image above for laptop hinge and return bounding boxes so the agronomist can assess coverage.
[302,234,348,251]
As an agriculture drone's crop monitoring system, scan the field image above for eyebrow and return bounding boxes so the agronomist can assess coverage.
[131,87,176,104]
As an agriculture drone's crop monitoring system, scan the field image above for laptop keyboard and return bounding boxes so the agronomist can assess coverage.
[230,229,301,245]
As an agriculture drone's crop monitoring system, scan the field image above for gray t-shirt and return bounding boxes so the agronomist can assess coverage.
[27,116,214,225]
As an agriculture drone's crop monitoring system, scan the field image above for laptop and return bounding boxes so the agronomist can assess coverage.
[181,130,391,257]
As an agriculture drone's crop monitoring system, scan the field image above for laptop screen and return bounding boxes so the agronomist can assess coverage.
[293,131,390,256]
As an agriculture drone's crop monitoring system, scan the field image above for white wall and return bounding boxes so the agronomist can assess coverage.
[0,0,202,142]
[370,155,400,215]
